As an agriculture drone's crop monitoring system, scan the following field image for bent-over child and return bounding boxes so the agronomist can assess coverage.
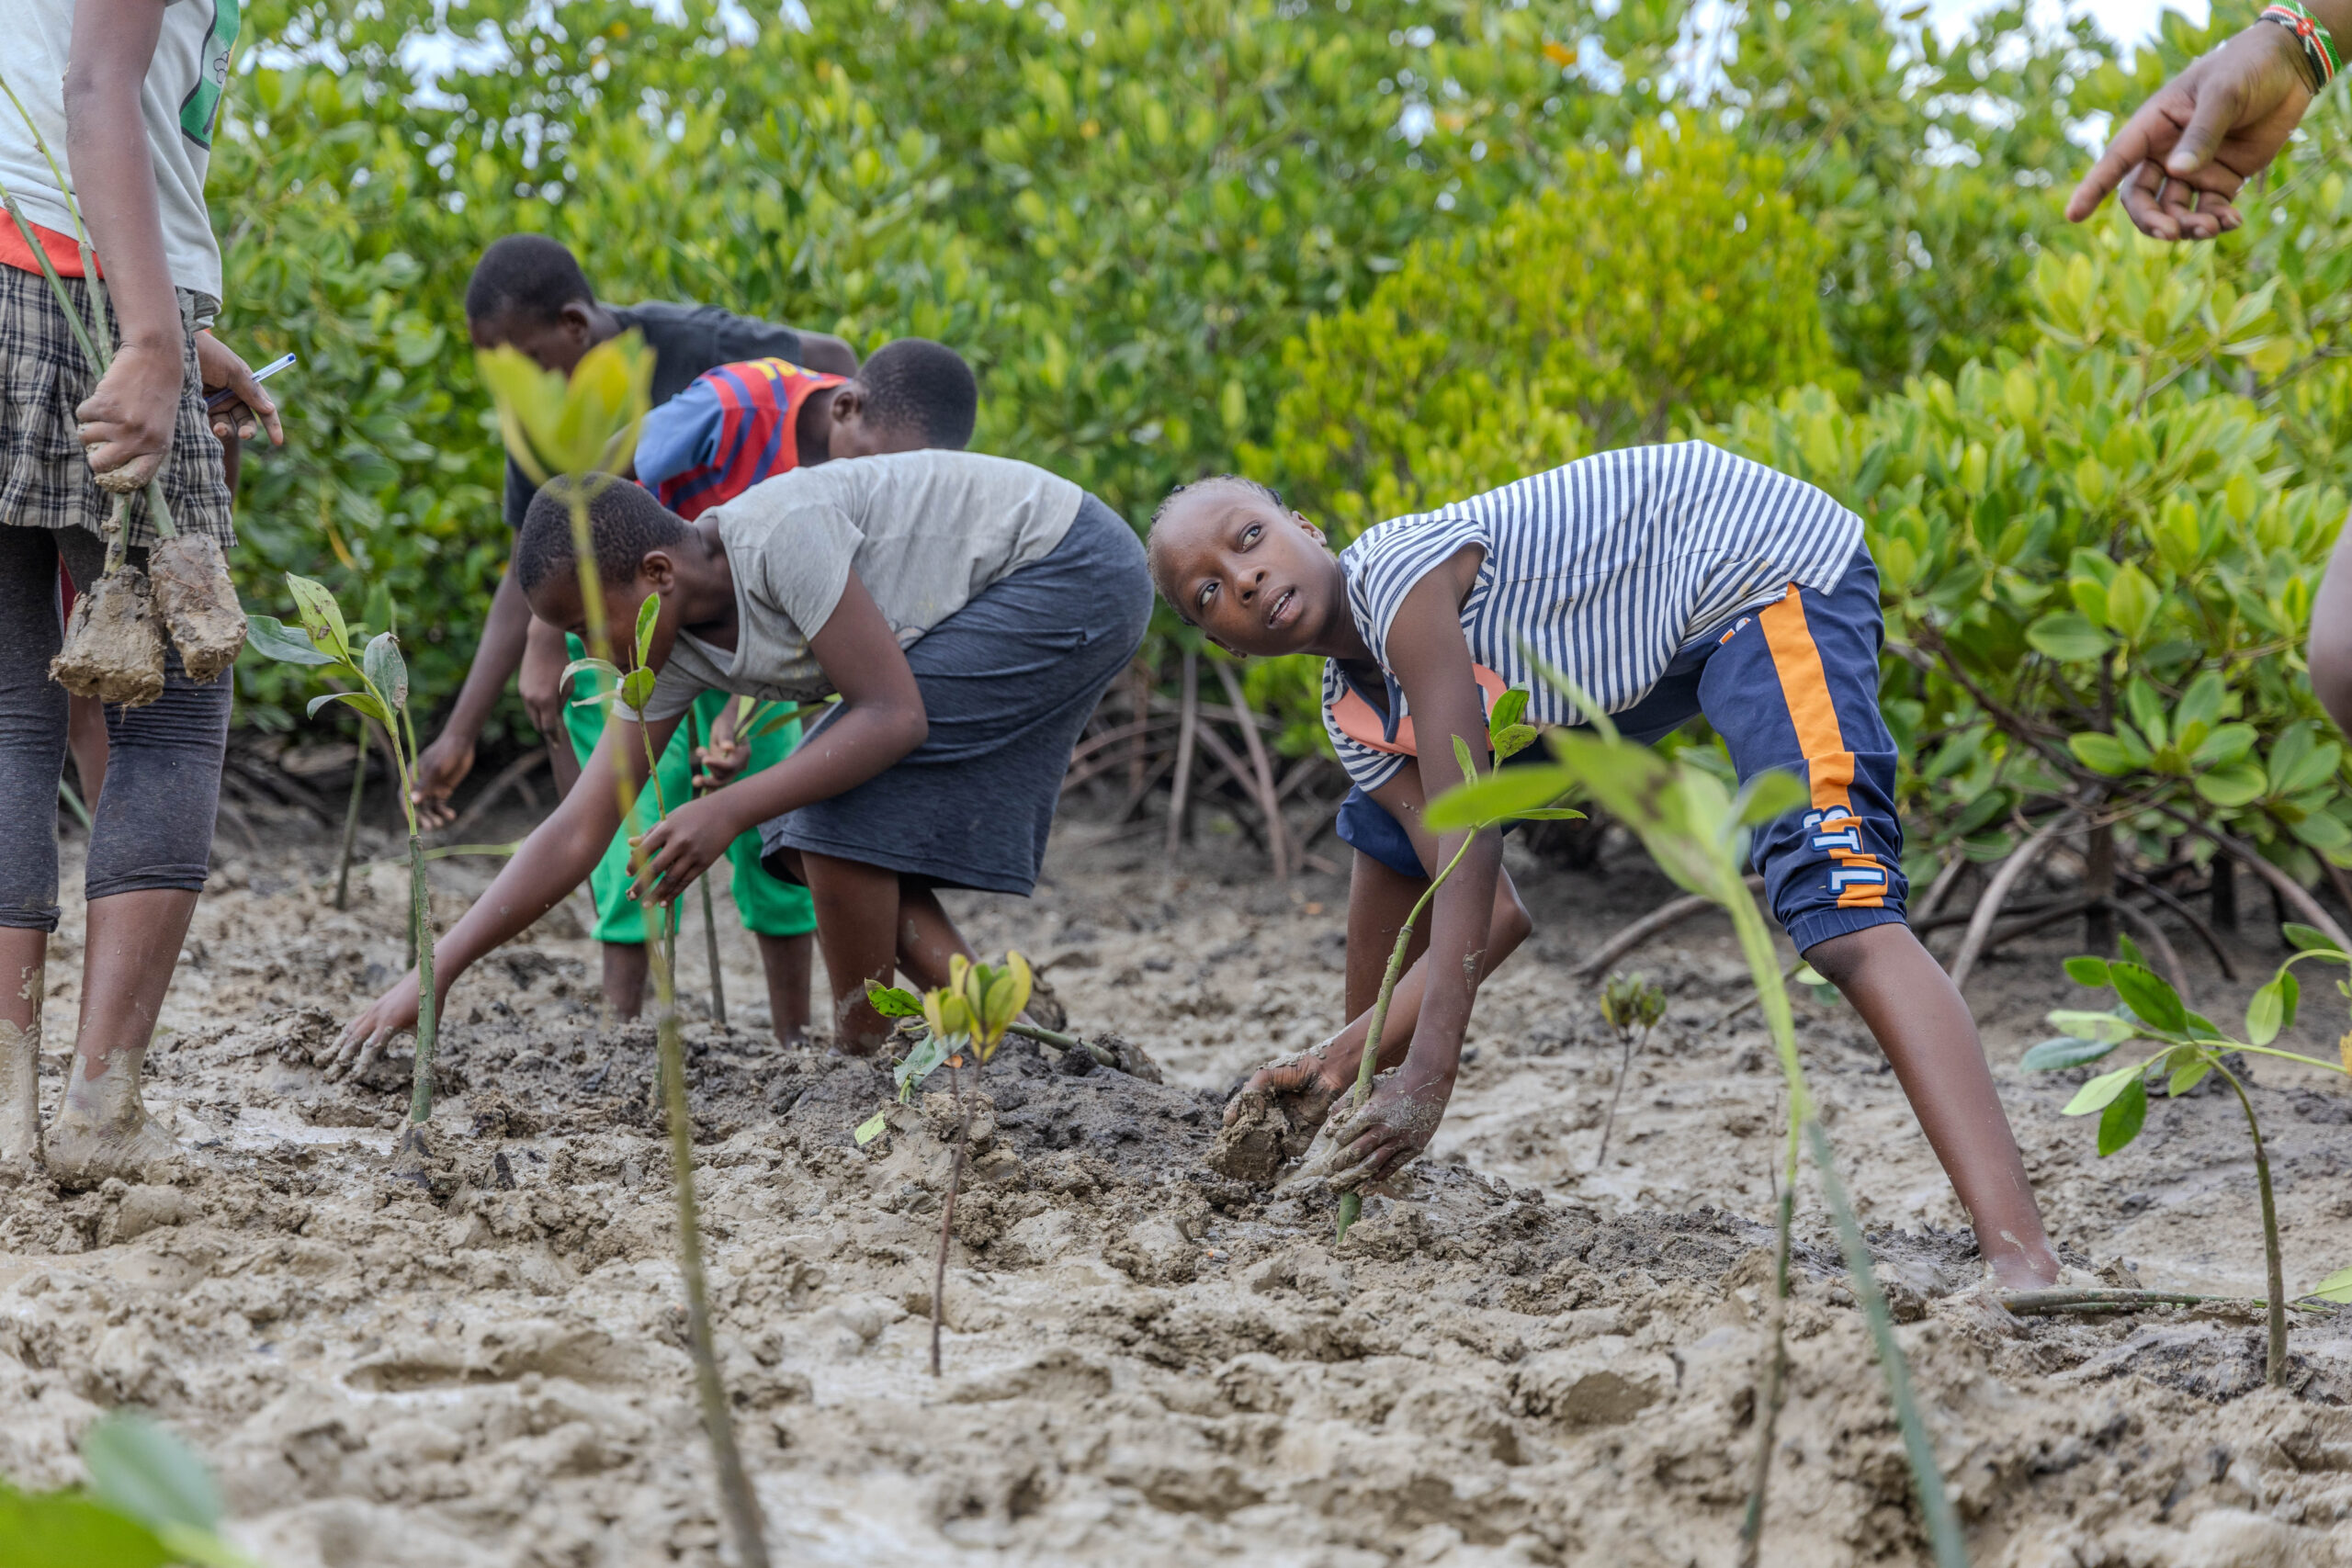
[340,450,1150,1064]
[1147,444,2064,1289]
[560,337,979,1038]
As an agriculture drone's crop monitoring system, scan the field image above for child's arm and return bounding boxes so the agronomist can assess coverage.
[334,709,680,1070]
[630,571,927,899]
[1325,552,1500,1185]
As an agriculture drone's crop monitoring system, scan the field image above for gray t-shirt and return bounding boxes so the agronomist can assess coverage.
[632,450,1085,723]
[0,0,236,307]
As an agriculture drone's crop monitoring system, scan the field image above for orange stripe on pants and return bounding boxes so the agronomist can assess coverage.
[1758,585,1887,909]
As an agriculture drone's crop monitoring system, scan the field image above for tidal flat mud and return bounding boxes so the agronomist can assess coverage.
[3,805,2350,1566]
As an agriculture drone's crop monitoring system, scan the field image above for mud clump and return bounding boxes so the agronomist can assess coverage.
[149,534,247,682]
[51,567,165,707]
[1208,1086,1315,1183]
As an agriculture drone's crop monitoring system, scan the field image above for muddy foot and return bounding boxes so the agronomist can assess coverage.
[44,1107,183,1189]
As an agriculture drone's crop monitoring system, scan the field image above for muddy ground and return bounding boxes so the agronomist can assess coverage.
[4,792,2351,1567]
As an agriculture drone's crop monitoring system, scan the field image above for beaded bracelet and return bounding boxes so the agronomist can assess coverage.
[2262,0,2343,94]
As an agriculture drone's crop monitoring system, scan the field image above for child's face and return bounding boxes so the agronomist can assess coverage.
[1152,485,1343,658]
[526,570,682,682]
[470,306,594,378]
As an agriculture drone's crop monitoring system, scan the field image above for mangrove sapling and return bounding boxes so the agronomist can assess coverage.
[2027,931,2352,1382]
[1426,681,1967,1568]
[1593,972,1665,1172]
[245,583,442,1135]
[686,707,728,1026]
[1328,687,1574,1243]
[478,336,772,1568]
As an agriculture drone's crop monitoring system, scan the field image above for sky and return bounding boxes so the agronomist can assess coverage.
[1928,0,2208,51]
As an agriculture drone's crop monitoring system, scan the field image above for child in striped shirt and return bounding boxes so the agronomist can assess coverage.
[1148,443,2063,1289]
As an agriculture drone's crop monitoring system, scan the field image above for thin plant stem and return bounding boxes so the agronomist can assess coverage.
[1736,1113,1803,1567]
[1593,1017,1649,1171]
[396,703,437,1126]
[2217,1064,2289,1385]
[932,1053,970,1377]
[1722,884,1966,1568]
[334,749,366,910]
[688,708,727,1027]
[1999,1287,2331,1317]
[562,490,766,1567]
[1335,830,1480,1243]
[57,777,92,830]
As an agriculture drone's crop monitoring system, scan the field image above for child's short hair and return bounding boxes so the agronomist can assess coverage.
[516,477,690,594]
[467,235,595,326]
[1145,474,1285,605]
[860,339,978,449]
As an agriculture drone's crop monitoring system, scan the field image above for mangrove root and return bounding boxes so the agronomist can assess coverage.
[149,533,247,682]
[52,567,165,708]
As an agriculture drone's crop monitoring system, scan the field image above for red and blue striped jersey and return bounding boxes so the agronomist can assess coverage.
[634,357,847,519]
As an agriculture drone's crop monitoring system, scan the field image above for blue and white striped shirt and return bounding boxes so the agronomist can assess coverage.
[1320,442,1865,793]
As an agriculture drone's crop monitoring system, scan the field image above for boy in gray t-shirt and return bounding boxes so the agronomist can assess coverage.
[336,451,1151,1066]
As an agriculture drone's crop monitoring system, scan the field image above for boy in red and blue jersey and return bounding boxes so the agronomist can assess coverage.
[561,339,978,1038]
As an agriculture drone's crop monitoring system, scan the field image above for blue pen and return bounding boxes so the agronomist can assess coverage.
[208,351,296,412]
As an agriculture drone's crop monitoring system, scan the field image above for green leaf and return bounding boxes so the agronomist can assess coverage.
[1453,732,1477,785]
[2064,1060,2148,1115]
[2020,1035,2123,1070]
[83,1411,221,1534]
[1489,723,1540,762]
[2025,612,2111,662]
[2109,962,2187,1032]
[619,669,658,714]
[865,982,924,1018]
[854,1110,888,1146]
[284,574,351,663]
[1487,686,1529,739]
[2246,976,2288,1046]
[2189,722,2258,768]
[2063,955,2112,987]
[1731,770,1810,827]
[2281,923,2341,954]
[2194,761,2267,807]
[892,1030,948,1101]
[2097,1075,2148,1155]
[2069,732,2138,776]
[361,632,408,714]
[635,591,662,668]
[1512,807,1587,820]
[562,657,622,688]
[243,614,334,667]
[308,690,390,726]
[1424,764,1576,831]
[0,1487,172,1568]
[2116,932,2147,969]
[2303,1265,2352,1304]
[2044,1009,2138,1044]
[2167,1052,2214,1097]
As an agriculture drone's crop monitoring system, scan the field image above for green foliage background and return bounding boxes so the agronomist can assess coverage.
[213,0,2352,889]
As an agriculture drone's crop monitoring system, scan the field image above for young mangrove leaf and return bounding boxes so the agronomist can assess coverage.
[474,345,568,484]
[0,1487,177,1568]
[1490,723,1540,761]
[2281,922,2340,954]
[2043,1009,2139,1045]
[1422,764,1576,831]
[285,574,353,664]
[2109,963,2187,1033]
[854,1109,888,1146]
[894,1031,948,1100]
[2021,1034,2123,1070]
[2116,932,2149,969]
[83,1412,221,1538]
[865,982,925,1018]
[2307,1264,2352,1303]
[619,668,658,714]
[1730,771,1810,828]
[307,689,391,726]
[2064,1060,2151,1115]
[361,632,408,714]
[243,613,335,667]
[2064,955,2112,987]
[635,591,662,667]
[2167,1052,2215,1097]
[1487,685,1528,737]
[2246,976,2290,1046]
[2097,1075,2149,1155]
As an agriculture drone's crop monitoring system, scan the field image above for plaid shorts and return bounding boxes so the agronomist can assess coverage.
[0,264,234,551]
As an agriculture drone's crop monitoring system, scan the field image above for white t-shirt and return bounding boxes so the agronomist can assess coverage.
[630,450,1085,723]
[0,0,236,307]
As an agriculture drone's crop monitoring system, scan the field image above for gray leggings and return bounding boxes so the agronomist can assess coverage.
[0,525,229,931]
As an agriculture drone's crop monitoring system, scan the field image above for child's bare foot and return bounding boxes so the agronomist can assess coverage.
[0,1016,39,1167]
[45,1052,181,1189]
[1986,1240,2064,1292]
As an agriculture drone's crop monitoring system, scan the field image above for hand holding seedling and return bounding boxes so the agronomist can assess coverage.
[631,795,738,904]
[694,698,752,787]
[1323,1059,1454,1186]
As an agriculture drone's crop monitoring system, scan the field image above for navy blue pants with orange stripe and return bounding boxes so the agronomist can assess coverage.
[1337,546,1906,953]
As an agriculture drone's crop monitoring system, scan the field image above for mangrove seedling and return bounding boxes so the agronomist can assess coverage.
[480,334,773,1568]
[0,73,245,694]
[1427,674,1966,1568]
[1330,685,1576,1243]
[248,579,443,1134]
[1593,971,1666,1171]
[2028,930,2352,1383]
[1,1408,267,1567]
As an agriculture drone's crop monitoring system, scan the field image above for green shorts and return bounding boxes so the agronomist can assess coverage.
[565,637,817,945]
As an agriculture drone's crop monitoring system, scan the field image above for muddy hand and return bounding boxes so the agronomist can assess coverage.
[1325,1066,1455,1190]
[1226,1047,1342,1136]
[76,339,182,491]
[331,970,422,1081]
